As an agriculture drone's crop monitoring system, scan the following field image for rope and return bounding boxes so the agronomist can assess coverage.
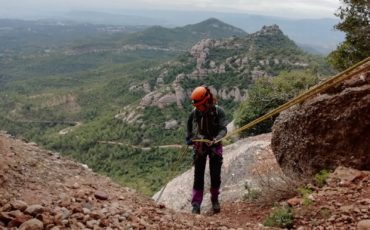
[155,145,189,202]
[193,56,370,144]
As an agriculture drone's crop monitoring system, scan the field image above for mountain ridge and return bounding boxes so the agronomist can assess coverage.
[121,17,247,49]
[61,10,345,54]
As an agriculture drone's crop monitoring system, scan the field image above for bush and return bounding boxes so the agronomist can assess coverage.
[314,169,330,187]
[263,205,294,228]
[298,186,314,206]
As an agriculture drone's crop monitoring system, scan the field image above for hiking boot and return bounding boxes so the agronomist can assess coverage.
[192,203,201,214]
[212,200,220,214]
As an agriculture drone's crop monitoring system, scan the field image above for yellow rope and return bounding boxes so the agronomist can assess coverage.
[193,56,370,144]
[155,145,189,202]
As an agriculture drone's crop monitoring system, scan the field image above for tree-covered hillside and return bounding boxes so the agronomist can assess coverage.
[0,19,334,195]
[0,19,145,55]
[120,18,247,49]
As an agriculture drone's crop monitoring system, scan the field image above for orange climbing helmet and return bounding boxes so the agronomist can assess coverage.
[191,86,216,112]
[191,86,210,106]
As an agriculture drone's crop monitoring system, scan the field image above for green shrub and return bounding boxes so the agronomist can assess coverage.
[298,186,314,206]
[263,205,294,228]
[314,169,330,187]
[298,186,313,197]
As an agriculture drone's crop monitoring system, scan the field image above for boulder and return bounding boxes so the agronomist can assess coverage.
[271,72,370,177]
[152,134,277,211]
[164,120,178,130]
[156,93,177,108]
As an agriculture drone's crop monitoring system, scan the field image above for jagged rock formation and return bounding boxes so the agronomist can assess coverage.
[271,70,370,177]
[153,134,279,211]
[137,24,311,110]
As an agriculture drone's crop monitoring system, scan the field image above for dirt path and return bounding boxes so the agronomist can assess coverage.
[98,140,183,150]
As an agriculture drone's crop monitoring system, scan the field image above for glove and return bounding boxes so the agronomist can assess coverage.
[185,137,193,145]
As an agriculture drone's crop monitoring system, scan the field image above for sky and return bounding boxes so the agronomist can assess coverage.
[0,0,342,19]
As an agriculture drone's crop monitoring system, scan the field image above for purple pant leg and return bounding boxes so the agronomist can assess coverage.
[212,144,223,156]
[191,189,203,205]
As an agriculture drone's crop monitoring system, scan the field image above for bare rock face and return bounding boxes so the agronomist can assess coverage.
[156,93,178,108]
[207,86,246,102]
[140,91,163,107]
[271,72,370,177]
[153,134,279,211]
[172,82,186,108]
[190,39,215,69]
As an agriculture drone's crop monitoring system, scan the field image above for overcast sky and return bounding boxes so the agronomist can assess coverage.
[0,0,341,19]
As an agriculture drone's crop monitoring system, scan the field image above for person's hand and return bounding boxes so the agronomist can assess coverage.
[185,137,193,145]
[206,138,217,146]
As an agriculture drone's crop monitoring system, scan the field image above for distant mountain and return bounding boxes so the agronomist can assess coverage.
[1,10,344,55]
[61,10,344,55]
[182,18,246,38]
[121,18,247,49]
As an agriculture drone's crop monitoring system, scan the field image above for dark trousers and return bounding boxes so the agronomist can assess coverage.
[192,144,223,205]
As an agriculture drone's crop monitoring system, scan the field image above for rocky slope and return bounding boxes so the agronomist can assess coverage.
[1,130,370,229]
[0,131,269,229]
[291,166,370,229]
[271,66,370,177]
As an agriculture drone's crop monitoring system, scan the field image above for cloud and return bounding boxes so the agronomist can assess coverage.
[0,0,340,18]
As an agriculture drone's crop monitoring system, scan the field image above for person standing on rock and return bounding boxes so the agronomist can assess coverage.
[185,86,227,214]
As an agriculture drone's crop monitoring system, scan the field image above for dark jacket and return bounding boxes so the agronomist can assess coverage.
[187,105,227,141]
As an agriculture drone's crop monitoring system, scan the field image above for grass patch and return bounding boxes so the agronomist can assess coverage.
[243,182,261,201]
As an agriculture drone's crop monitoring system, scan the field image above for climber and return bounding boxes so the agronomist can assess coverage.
[185,86,227,214]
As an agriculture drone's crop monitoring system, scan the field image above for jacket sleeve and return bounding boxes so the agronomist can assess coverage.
[186,110,195,139]
[215,107,227,140]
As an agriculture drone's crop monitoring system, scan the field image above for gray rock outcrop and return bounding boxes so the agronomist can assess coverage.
[164,120,178,130]
[153,134,278,212]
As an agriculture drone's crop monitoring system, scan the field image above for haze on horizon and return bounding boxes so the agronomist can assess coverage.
[0,0,342,20]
